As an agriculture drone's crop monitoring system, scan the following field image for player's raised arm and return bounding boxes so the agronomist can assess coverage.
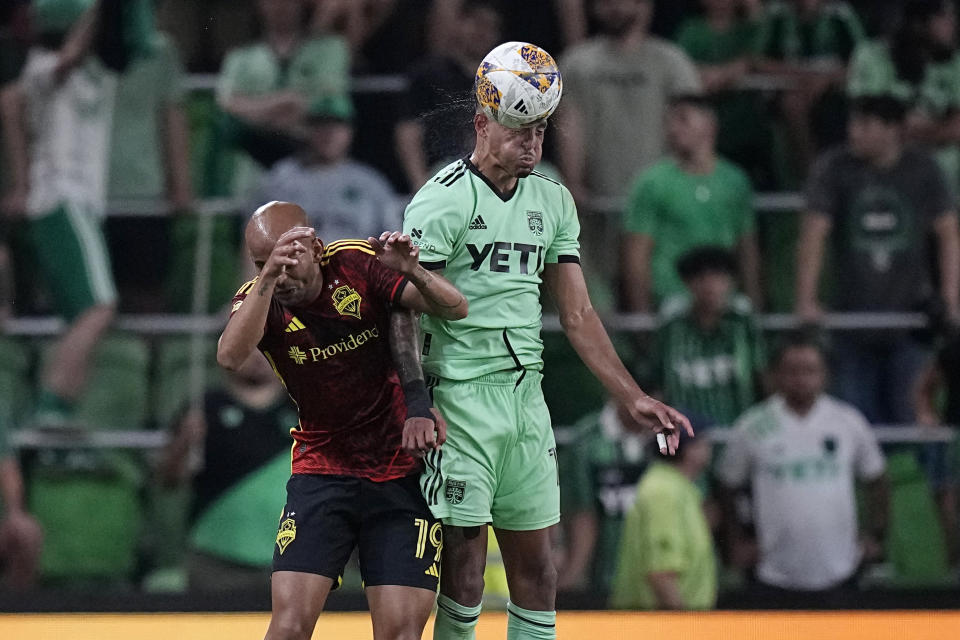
[217,226,315,370]
[368,231,468,320]
[542,261,694,454]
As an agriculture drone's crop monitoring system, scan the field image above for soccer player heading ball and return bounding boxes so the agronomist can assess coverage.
[400,41,694,640]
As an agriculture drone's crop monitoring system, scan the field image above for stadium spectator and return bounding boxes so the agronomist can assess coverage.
[648,246,765,428]
[108,28,192,310]
[609,426,716,610]
[622,94,760,311]
[393,2,502,191]
[557,401,649,594]
[215,0,351,197]
[795,95,960,425]
[754,0,867,177]
[558,0,702,206]
[847,0,960,193]
[257,95,400,243]
[159,351,295,592]
[673,0,775,187]
[1,0,119,427]
[716,332,889,606]
[0,418,42,590]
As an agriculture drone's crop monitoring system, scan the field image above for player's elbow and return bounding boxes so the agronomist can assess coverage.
[216,340,247,371]
[432,298,468,321]
[558,303,596,333]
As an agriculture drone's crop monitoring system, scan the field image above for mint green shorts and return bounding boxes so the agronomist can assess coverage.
[420,370,560,531]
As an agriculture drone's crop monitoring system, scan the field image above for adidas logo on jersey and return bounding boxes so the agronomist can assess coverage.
[285,316,306,333]
[468,215,488,230]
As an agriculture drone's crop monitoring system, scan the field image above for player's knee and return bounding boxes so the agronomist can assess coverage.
[443,565,485,605]
[266,610,316,640]
[512,556,557,597]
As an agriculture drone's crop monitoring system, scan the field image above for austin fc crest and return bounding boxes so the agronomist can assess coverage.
[526,210,544,236]
[445,479,466,505]
[332,284,362,319]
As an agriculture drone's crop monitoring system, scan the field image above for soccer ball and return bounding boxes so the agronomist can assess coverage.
[475,41,563,129]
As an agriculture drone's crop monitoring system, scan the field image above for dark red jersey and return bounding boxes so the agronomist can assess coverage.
[229,240,416,481]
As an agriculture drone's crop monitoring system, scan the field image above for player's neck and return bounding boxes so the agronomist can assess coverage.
[783,394,818,418]
[469,152,519,194]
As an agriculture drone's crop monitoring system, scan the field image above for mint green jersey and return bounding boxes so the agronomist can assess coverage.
[403,159,581,380]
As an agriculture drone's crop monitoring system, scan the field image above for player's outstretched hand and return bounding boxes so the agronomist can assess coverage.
[401,408,447,458]
[623,395,694,456]
[262,226,315,280]
[368,231,419,276]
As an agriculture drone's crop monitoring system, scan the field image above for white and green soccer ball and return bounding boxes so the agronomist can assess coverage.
[474,41,563,129]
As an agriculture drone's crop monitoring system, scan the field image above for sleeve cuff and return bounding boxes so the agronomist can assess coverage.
[420,260,447,271]
[557,255,581,264]
[390,277,409,304]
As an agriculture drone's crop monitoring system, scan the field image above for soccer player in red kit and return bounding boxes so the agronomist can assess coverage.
[217,201,467,640]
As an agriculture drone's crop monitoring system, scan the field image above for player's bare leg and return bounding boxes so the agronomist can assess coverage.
[434,525,487,640]
[495,527,557,640]
[264,571,335,640]
[366,585,436,640]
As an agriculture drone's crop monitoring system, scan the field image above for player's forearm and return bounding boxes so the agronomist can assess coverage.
[406,265,468,320]
[389,309,432,419]
[794,214,829,312]
[0,457,26,514]
[164,103,194,210]
[935,214,960,314]
[0,84,29,191]
[559,511,598,586]
[394,121,430,189]
[563,303,645,404]
[217,277,275,370]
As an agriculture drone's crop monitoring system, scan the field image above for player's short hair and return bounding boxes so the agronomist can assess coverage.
[771,329,828,368]
[849,95,908,124]
[676,245,738,281]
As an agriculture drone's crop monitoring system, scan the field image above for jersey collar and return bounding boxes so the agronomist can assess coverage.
[464,156,519,203]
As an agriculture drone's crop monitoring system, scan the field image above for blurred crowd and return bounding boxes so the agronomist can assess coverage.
[1,0,960,611]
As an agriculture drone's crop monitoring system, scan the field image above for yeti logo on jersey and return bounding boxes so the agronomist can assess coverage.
[445,479,466,504]
[276,516,297,554]
[332,284,362,319]
[467,242,545,274]
[526,210,544,236]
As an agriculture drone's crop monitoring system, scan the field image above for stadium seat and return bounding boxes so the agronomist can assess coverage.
[37,333,152,431]
[151,335,223,429]
[30,333,151,584]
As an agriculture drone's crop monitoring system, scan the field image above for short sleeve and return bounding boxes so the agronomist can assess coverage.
[851,411,885,481]
[624,170,660,235]
[364,252,408,305]
[715,424,753,488]
[847,42,897,98]
[804,151,840,218]
[19,50,58,99]
[666,47,703,95]
[402,183,466,269]
[545,186,581,264]
[156,35,187,105]
[216,49,246,103]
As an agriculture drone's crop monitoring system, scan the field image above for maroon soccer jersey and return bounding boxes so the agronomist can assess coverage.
[230,240,417,481]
